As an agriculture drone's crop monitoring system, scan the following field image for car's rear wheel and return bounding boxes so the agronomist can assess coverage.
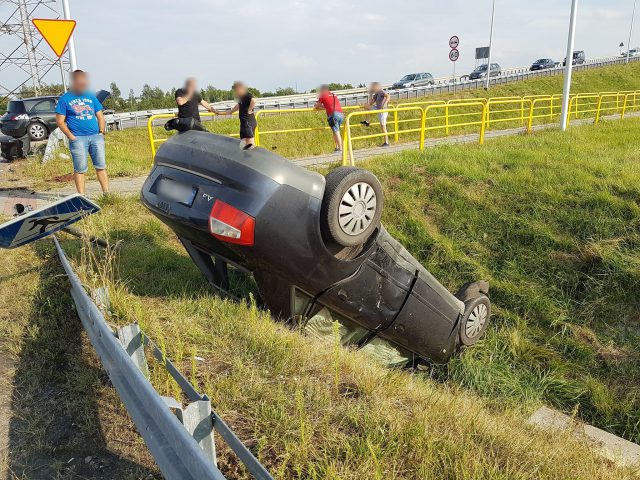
[28,122,48,141]
[321,167,383,247]
[459,296,491,346]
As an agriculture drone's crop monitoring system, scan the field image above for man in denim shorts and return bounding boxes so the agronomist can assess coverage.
[315,85,344,153]
[55,70,108,195]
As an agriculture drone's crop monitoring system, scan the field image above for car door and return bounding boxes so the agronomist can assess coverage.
[29,98,58,132]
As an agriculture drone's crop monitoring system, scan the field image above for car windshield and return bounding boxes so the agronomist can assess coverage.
[535,59,546,63]
[474,65,488,72]
[7,101,26,114]
[399,74,417,81]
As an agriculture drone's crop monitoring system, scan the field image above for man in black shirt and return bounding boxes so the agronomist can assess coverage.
[174,78,219,131]
[227,81,257,150]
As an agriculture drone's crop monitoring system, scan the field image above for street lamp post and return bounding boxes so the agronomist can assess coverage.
[626,0,637,64]
[61,0,78,71]
[560,0,579,131]
[485,0,496,90]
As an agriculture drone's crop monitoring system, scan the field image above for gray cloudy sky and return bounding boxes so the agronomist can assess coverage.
[19,0,640,93]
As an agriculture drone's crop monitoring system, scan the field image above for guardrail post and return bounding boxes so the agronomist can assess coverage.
[163,397,217,466]
[595,95,604,124]
[147,116,156,159]
[342,118,350,166]
[445,103,450,135]
[527,100,535,134]
[486,102,491,129]
[393,107,399,143]
[346,115,355,166]
[419,108,426,152]
[621,94,629,119]
[254,113,261,147]
[117,324,150,378]
[479,104,487,145]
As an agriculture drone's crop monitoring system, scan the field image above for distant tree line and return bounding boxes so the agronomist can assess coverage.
[1,81,361,113]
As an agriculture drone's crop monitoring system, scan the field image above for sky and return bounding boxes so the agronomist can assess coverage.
[3,0,639,95]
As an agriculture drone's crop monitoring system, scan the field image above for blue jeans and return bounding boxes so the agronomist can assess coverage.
[328,112,344,133]
[69,134,106,173]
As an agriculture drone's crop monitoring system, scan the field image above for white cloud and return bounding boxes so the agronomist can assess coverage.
[276,51,318,69]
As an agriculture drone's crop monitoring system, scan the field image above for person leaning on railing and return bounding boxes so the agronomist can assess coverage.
[361,82,390,147]
[314,84,344,154]
[175,77,220,132]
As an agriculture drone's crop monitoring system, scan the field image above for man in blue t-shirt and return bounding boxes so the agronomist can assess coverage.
[55,70,108,195]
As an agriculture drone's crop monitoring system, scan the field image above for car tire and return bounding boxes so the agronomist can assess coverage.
[28,122,48,141]
[459,295,491,346]
[321,167,383,247]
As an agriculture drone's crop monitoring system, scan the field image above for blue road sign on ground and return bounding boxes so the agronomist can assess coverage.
[0,194,100,249]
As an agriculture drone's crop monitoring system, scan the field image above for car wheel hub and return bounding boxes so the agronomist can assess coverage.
[338,182,377,236]
[30,124,45,139]
[465,303,488,338]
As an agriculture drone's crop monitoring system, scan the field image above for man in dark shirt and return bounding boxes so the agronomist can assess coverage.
[227,81,257,150]
[174,77,219,131]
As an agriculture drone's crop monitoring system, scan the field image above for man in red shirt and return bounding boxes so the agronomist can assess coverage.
[314,85,344,153]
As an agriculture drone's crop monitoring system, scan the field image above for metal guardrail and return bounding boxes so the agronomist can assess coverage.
[53,236,273,480]
[340,89,640,165]
[112,55,639,131]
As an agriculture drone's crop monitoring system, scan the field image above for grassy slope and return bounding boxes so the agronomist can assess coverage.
[17,194,633,480]
[2,116,640,477]
[368,117,640,444]
[7,61,640,188]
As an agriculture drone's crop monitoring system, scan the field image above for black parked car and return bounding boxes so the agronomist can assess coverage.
[530,58,556,71]
[469,63,502,80]
[563,50,585,66]
[141,132,492,365]
[0,96,59,141]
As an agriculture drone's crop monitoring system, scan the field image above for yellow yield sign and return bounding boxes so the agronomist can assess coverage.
[32,19,77,57]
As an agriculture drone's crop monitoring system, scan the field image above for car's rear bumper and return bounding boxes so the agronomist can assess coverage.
[0,120,28,138]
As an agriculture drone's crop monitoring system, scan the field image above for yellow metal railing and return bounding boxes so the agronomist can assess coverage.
[253,105,361,147]
[147,90,640,162]
[147,112,240,158]
[341,106,426,165]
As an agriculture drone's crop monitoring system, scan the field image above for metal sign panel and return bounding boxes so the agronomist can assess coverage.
[32,18,77,58]
[449,49,460,62]
[449,36,460,49]
[0,194,100,249]
[476,46,490,60]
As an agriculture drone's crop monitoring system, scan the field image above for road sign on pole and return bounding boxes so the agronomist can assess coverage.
[449,35,460,49]
[560,0,579,131]
[31,18,76,58]
[449,49,460,62]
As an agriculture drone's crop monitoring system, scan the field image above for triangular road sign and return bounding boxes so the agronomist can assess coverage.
[32,18,76,58]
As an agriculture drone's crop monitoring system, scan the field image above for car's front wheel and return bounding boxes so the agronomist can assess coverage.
[28,122,48,141]
[459,296,491,346]
[321,167,383,247]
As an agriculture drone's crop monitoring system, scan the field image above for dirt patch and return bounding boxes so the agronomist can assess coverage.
[54,173,74,183]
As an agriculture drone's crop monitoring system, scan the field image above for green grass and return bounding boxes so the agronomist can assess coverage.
[2,65,640,478]
[16,192,636,479]
[6,61,640,190]
[366,116,640,444]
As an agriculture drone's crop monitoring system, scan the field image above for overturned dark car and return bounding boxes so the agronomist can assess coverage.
[141,132,491,365]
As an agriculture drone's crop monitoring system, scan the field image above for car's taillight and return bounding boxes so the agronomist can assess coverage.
[209,200,255,246]
[10,114,29,121]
